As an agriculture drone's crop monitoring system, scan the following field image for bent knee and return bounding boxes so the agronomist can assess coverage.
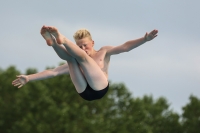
[74,52,88,62]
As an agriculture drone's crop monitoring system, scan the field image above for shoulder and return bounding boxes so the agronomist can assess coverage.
[100,46,114,50]
[99,46,114,56]
[100,45,126,56]
[99,46,114,53]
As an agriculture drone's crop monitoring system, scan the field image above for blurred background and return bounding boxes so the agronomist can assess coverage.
[0,0,200,132]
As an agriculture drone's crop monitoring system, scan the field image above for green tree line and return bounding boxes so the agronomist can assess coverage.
[0,65,199,133]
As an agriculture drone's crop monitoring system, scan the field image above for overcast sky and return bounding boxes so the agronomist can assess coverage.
[1,0,200,114]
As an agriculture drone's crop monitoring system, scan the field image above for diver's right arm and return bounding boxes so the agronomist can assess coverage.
[12,63,69,88]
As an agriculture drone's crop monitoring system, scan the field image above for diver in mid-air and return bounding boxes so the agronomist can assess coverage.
[12,25,158,101]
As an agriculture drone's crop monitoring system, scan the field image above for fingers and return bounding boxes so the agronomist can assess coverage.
[13,76,21,84]
[152,29,158,35]
[18,84,23,88]
[12,76,24,88]
[149,29,158,34]
[154,35,158,38]
[152,30,158,37]
[12,79,21,85]
[13,82,21,86]
[150,30,156,35]
[16,75,21,78]
[12,78,19,83]
[12,81,24,88]
[12,80,20,85]
[146,29,158,41]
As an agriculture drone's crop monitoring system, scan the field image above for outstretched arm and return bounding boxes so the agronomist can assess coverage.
[12,63,69,88]
[106,29,158,56]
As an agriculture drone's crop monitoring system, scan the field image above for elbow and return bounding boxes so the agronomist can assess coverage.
[126,49,132,52]
[123,43,131,52]
[49,69,58,77]
[124,46,130,52]
[53,72,58,77]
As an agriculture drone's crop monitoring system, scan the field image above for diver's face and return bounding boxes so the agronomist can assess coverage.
[76,37,94,55]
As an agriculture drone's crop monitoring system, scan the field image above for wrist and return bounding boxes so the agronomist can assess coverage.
[144,33,148,42]
[26,75,30,82]
[143,36,147,43]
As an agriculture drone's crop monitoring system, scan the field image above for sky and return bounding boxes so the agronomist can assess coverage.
[1,0,200,114]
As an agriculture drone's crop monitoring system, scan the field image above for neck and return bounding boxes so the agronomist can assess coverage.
[90,48,97,57]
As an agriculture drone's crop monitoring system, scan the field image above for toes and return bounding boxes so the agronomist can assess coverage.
[49,27,53,31]
[42,25,49,31]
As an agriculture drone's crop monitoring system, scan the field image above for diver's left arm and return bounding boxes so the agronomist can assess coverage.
[106,29,158,56]
[122,29,158,51]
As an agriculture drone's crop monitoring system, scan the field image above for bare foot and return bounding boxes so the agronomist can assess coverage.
[47,26,65,45]
[40,26,54,46]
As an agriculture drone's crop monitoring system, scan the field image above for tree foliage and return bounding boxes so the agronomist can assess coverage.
[182,95,200,133]
[0,65,199,133]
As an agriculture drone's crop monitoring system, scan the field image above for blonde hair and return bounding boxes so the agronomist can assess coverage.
[73,28,92,41]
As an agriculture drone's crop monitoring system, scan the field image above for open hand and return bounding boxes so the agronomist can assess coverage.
[144,29,158,41]
[12,75,29,88]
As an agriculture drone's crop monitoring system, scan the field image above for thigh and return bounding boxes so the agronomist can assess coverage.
[67,59,87,93]
[78,56,108,91]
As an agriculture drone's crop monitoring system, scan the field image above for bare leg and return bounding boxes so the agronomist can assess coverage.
[41,26,88,93]
[52,44,88,93]
[47,26,108,91]
[67,58,87,93]
[52,43,89,93]
[41,26,71,60]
